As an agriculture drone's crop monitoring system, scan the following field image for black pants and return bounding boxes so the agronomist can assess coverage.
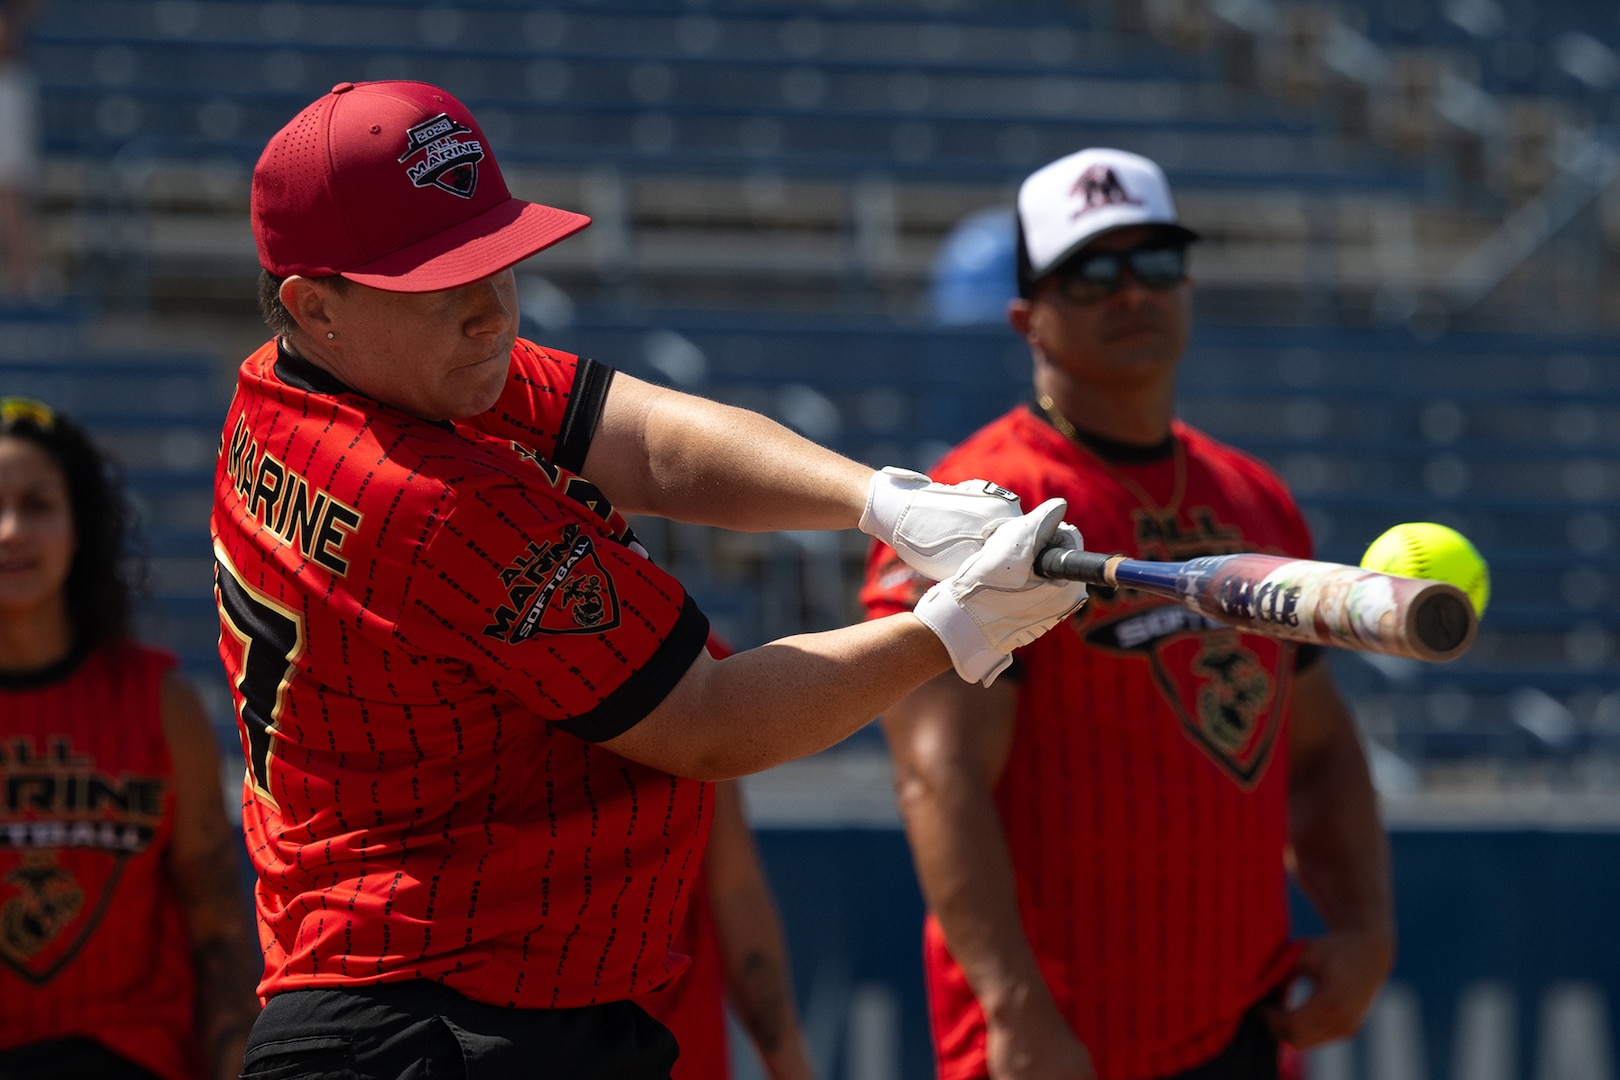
[965,1002,1280,1080]
[1167,1006,1279,1080]
[240,982,678,1080]
[0,1038,162,1080]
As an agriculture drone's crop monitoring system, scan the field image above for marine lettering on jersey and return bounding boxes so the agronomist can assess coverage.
[0,736,165,852]
[484,522,622,643]
[398,112,483,198]
[224,415,364,576]
[1133,506,1246,563]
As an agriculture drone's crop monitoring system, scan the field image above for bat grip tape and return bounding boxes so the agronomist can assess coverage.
[1034,547,1120,586]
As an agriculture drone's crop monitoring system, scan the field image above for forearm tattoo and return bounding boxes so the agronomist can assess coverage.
[735,950,792,1053]
[177,825,261,1079]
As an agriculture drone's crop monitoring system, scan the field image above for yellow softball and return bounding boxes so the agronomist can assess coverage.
[1360,522,1490,616]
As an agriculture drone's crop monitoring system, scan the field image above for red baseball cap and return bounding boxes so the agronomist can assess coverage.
[251,80,590,292]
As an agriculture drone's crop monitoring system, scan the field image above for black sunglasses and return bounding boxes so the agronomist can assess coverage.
[1049,244,1189,304]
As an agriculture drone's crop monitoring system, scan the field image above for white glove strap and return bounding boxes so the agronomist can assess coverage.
[913,586,1014,686]
[859,466,1024,582]
[857,466,930,543]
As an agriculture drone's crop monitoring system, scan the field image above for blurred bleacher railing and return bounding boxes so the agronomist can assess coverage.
[21,0,1620,325]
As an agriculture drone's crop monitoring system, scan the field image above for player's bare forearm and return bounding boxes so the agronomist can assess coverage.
[1273,661,1394,1047]
[585,371,872,531]
[730,947,817,1080]
[884,675,1091,1080]
[1289,759,1393,941]
[895,773,1093,1075]
[161,674,262,1080]
[706,782,818,1080]
[899,759,1057,1026]
[603,615,951,779]
[182,857,262,1080]
[173,811,262,1080]
[1286,663,1393,941]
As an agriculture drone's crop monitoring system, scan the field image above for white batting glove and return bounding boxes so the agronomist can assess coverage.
[858,466,1024,581]
[913,498,1088,686]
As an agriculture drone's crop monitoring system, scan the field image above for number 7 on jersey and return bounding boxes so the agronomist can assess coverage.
[214,544,305,808]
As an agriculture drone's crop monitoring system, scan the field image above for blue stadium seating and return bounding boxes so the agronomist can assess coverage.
[8,0,1616,777]
[31,0,1436,190]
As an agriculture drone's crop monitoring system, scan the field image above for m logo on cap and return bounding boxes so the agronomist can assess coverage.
[1069,165,1142,219]
[398,113,484,199]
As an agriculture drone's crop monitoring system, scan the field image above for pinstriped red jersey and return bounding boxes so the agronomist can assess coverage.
[637,634,735,1080]
[212,338,712,1009]
[639,828,729,1080]
[862,407,1310,1080]
[0,642,199,1080]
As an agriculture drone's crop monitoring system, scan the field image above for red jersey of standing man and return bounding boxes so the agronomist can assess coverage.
[864,148,1395,1080]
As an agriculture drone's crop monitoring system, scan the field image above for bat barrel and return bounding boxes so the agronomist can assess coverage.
[1035,547,1478,663]
[1174,555,1479,663]
[1407,586,1476,661]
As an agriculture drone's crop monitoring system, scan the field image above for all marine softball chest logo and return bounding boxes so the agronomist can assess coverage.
[0,736,164,984]
[398,113,484,198]
[484,523,622,643]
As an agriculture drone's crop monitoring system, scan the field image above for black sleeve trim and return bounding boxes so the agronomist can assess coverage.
[1294,644,1323,673]
[555,593,710,743]
[553,358,614,475]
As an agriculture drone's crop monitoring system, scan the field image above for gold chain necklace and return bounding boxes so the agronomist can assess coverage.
[1037,394,1187,518]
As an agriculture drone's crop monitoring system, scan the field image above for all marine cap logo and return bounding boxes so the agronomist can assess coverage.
[398,112,483,198]
[1069,164,1142,219]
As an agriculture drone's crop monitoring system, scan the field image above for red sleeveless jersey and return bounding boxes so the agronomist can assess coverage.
[863,408,1309,1079]
[0,641,199,1080]
[212,339,713,1009]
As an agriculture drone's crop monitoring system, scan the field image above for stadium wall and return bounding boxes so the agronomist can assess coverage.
[747,827,1620,1080]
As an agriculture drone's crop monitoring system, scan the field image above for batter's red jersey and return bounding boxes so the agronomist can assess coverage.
[637,634,736,1080]
[0,641,201,1080]
[640,869,729,1080]
[863,407,1311,1080]
[212,339,713,1010]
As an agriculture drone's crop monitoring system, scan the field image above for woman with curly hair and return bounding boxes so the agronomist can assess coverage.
[0,397,260,1080]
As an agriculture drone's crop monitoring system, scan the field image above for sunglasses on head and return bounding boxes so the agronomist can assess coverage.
[0,397,57,432]
[1049,244,1188,304]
